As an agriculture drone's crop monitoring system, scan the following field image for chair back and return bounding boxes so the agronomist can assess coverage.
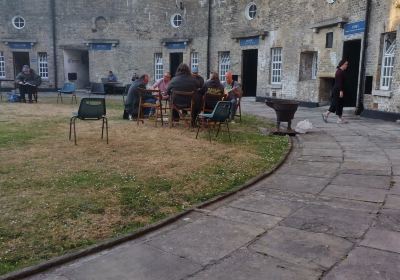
[77,98,106,120]
[61,82,76,93]
[171,90,194,109]
[211,101,232,122]
[90,82,105,94]
[203,88,224,112]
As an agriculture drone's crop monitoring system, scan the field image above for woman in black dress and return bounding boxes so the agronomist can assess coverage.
[322,59,349,124]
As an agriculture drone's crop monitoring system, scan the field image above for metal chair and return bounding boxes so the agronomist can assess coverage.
[202,88,225,113]
[137,89,164,126]
[57,82,77,104]
[196,101,232,142]
[69,98,108,145]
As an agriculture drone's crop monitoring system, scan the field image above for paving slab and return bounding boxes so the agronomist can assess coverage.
[320,184,387,203]
[330,174,391,189]
[390,176,400,195]
[209,206,282,230]
[187,248,321,280]
[340,162,392,176]
[280,204,374,239]
[229,191,306,217]
[376,209,400,232]
[250,226,353,270]
[323,247,400,280]
[384,194,400,209]
[147,216,264,265]
[314,196,381,213]
[259,174,329,194]
[360,227,400,254]
[276,161,340,178]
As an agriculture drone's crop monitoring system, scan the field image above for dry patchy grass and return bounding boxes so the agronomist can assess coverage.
[0,95,289,275]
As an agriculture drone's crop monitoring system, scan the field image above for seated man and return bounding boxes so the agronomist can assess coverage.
[222,71,241,121]
[107,71,118,82]
[16,65,42,103]
[152,71,171,99]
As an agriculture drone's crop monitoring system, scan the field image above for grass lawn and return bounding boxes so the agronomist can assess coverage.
[0,94,289,275]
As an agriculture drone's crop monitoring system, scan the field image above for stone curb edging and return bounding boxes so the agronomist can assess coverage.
[1,136,293,280]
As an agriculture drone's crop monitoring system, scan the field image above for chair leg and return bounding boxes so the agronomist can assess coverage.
[195,117,201,139]
[73,118,77,145]
[207,120,212,142]
[226,121,232,142]
[216,123,222,138]
[105,117,109,144]
[69,117,74,140]
[101,118,105,139]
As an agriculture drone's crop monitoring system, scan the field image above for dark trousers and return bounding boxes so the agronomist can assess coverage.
[19,84,35,102]
[328,89,344,117]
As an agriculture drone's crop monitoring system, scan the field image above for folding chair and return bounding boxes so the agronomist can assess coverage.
[69,98,108,145]
[169,90,194,128]
[137,89,164,126]
[57,82,77,104]
[196,101,232,142]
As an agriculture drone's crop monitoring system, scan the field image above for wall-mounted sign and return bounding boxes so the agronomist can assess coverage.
[8,42,32,49]
[31,58,37,63]
[91,43,112,51]
[239,36,259,46]
[344,21,365,36]
[166,42,186,49]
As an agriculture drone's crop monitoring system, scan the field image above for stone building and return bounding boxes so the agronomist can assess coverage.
[1,0,400,118]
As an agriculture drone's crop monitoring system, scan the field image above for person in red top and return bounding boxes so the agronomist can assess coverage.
[322,59,349,124]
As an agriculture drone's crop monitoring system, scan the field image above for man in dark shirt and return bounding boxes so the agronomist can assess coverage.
[16,65,42,103]
[124,74,151,120]
[191,66,205,126]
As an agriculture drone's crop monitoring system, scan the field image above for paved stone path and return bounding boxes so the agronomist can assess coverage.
[24,98,400,280]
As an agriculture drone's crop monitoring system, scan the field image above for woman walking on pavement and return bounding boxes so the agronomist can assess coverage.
[322,59,349,124]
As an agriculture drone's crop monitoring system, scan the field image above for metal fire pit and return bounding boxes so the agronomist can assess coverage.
[266,98,299,136]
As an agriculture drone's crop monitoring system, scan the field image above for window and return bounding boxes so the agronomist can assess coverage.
[191,52,199,70]
[12,16,25,29]
[271,48,282,84]
[245,3,257,20]
[312,52,318,79]
[326,32,333,48]
[299,52,317,81]
[0,52,5,78]
[154,53,163,80]
[380,34,396,90]
[219,52,230,82]
[38,53,48,79]
[171,14,183,28]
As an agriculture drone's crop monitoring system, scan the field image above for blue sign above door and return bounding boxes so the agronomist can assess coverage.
[91,43,112,51]
[240,36,259,46]
[166,42,186,49]
[8,42,32,49]
[344,21,365,36]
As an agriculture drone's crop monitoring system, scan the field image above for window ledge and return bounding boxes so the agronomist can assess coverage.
[372,90,392,98]
[270,84,282,89]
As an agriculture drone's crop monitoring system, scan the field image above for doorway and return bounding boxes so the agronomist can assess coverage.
[13,52,30,78]
[342,40,361,107]
[242,49,258,96]
[63,49,89,89]
[170,52,183,77]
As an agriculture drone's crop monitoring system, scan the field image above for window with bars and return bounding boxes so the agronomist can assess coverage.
[154,53,163,81]
[219,52,230,82]
[38,53,48,79]
[191,52,199,71]
[380,34,396,90]
[0,52,5,78]
[271,48,282,84]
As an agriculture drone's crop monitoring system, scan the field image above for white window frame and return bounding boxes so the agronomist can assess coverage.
[219,52,230,82]
[311,52,318,80]
[0,52,5,78]
[271,48,282,84]
[380,35,396,90]
[191,52,199,71]
[171,14,183,28]
[154,53,163,81]
[245,3,257,20]
[38,52,49,79]
[12,16,25,29]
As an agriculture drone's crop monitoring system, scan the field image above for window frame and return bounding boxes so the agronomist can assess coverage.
[326,32,333,48]
[271,48,282,84]
[219,52,230,82]
[154,53,163,81]
[191,52,199,71]
[245,3,257,20]
[0,51,5,78]
[12,16,25,29]
[311,52,318,80]
[171,14,183,28]
[380,34,396,90]
[38,52,49,79]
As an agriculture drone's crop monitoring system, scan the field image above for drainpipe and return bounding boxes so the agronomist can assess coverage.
[50,0,58,89]
[357,0,371,112]
[206,0,212,76]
